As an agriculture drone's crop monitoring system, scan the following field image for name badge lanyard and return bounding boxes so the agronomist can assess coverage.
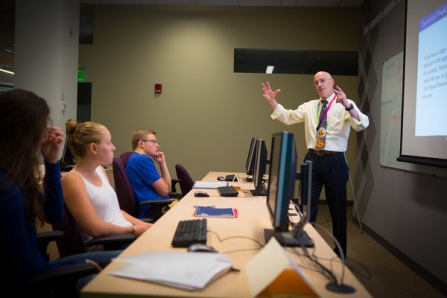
[316,94,337,131]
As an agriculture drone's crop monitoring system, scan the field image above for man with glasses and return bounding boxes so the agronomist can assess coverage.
[126,129,175,218]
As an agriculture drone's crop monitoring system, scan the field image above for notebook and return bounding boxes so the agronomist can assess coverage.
[194,206,236,218]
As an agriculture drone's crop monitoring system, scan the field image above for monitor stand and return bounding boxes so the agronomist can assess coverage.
[264,229,314,247]
[250,187,267,196]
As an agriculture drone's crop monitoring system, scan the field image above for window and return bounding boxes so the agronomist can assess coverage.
[234,49,358,75]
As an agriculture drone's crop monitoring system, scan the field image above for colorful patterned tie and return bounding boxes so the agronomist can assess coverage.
[316,100,328,150]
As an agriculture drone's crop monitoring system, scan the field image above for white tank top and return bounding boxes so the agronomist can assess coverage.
[71,167,132,243]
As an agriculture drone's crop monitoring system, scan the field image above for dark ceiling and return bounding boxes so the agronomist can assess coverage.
[0,0,363,87]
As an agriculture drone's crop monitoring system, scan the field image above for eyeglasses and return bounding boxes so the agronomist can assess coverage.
[141,139,158,144]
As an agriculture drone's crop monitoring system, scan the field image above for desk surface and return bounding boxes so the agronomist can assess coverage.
[82,171,371,298]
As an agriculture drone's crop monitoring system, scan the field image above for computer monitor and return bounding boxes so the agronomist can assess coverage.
[245,137,257,177]
[299,160,312,223]
[250,139,268,196]
[264,131,314,247]
[60,135,76,171]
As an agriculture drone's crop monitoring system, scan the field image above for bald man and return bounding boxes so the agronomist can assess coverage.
[261,71,369,259]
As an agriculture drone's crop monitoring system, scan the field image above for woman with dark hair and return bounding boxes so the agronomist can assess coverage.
[0,89,120,296]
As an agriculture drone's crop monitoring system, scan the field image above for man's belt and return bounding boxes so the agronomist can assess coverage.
[308,149,341,156]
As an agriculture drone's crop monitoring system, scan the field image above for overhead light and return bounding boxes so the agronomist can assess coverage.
[0,68,14,75]
[266,66,274,74]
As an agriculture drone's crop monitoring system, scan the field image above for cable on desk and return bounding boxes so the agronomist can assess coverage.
[285,209,341,287]
[220,235,264,248]
[289,221,354,292]
[206,230,264,254]
[311,223,348,285]
[301,245,338,284]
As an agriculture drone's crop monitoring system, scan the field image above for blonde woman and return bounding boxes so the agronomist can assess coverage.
[62,120,151,249]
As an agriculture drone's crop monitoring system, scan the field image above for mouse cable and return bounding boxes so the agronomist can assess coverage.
[206,230,264,248]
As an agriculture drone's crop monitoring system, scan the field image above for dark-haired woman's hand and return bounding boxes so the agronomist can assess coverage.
[41,126,64,164]
[85,259,102,272]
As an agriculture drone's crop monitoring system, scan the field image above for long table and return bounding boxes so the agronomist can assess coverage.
[81,171,371,297]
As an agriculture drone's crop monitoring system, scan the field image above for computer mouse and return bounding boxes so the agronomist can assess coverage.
[194,191,210,197]
[217,176,225,181]
[187,243,218,253]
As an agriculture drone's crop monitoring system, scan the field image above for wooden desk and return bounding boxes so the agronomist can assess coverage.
[82,172,371,298]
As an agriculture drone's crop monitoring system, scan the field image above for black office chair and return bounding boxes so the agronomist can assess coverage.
[51,204,135,258]
[21,231,98,298]
[37,230,64,262]
[175,164,195,198]
[25,262,97,298]
[29,201,135,297]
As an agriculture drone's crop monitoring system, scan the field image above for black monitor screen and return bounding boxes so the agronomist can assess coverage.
[250,139,268,196]
[266,132,296,232]
[264,131,314,247]
[299,160,312,223]
[245,137,257,176]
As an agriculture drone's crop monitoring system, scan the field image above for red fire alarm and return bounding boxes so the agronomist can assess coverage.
[155,83,162,94]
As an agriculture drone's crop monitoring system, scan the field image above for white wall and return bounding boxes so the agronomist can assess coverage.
[359,0,447,290]
[15,0,79,149]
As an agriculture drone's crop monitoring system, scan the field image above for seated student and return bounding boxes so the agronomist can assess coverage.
[62,121,152,249]
[0,89,120,296]
[126,129,177,219]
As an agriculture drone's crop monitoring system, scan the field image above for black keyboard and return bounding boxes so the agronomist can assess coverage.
[217,186,239,197]
[171,219,207,247]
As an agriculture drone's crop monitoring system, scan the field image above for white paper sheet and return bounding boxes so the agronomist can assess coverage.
[109,251,233,291]
[193,181,228,189]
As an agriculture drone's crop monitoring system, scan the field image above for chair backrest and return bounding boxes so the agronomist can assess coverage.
[112,156,137,215]
[51,205,88,258]
[120,151,133,167]
[175,164,194,196]
[117,153,175,221]
[123,151,180,199]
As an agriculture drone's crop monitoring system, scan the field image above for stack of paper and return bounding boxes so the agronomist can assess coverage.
[109,251,233,291]
[193,181,228,189]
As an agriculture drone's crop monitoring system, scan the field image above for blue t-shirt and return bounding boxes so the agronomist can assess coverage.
[126,152,169,218]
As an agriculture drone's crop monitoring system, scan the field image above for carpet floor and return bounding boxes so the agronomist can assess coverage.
[313,204,444,298]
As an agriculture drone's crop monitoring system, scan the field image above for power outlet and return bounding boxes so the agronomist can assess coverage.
[61,100,66,113]
[61,92,66,113]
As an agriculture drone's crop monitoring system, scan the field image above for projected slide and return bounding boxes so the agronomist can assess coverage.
[415,3,447,136]
[401,0,447,168]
